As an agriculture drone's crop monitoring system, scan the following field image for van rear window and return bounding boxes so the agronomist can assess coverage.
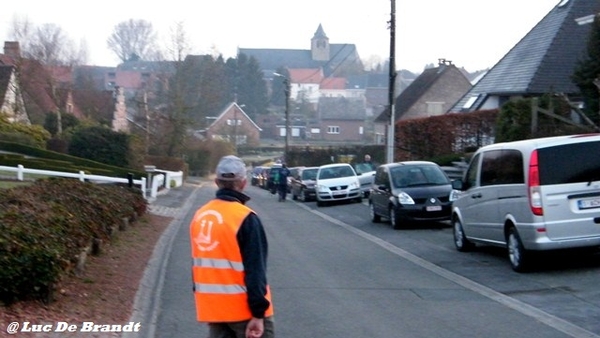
[538,141,600,185]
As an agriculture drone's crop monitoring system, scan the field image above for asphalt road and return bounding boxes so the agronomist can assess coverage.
[125,181,600,338]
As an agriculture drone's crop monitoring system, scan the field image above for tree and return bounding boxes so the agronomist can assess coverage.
[44,112,79,136]
[232,53,269,119]
[9,16,88,66]
[572,14,600,124]
[107,19,159,62]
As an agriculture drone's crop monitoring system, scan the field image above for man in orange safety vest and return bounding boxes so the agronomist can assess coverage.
[190,155,274,338]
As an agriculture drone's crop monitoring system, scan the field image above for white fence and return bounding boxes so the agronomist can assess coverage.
[0,164,184,200]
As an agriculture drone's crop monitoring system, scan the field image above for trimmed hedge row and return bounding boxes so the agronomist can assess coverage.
[0,141,146,179]
[0,178,147,305]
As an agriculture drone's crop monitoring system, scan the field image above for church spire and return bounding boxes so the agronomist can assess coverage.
[311,23,330,61]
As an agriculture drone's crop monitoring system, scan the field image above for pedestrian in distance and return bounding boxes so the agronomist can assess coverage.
[189,155,275,338]
[364,154,376,171]
[276,163,291,202]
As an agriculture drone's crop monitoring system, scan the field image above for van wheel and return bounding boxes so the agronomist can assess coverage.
[370,203,381,223]
[453,218,474,252]
[507,227,529,272]
[389,206,401,229]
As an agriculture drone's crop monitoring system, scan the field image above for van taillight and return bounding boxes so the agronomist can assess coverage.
[528,150,543,216]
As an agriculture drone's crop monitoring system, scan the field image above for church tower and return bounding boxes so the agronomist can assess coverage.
[311,24,330,62]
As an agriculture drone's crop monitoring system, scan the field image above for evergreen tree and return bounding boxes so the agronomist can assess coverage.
[572,14,600,123]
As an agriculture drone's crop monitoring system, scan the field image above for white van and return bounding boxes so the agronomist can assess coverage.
[451,134,600,272]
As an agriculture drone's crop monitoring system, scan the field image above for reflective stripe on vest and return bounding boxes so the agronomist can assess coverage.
[194,282,247,294]
[193,257,244,271]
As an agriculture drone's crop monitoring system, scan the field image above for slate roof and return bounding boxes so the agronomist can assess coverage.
[451,0,600,112]
[318,97,366,120]
[239,44,360,78]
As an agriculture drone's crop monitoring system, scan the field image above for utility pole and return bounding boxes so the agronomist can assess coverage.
[386,0,397,164]
[274,72,290,161]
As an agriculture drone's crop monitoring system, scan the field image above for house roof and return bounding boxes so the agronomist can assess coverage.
[288,68,324,84]
[208,102,263,131]
[451,0,600,112]
[318,97,366,120]
[320,77,346,90]
[0,65,13,102]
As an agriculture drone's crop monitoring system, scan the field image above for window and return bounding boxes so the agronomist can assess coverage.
[462,95,478,109]
[327,126,340,134]
[480,150,523,186]
[310,128,320,134]
[359,126,364,135]
[227,119,241,126]
[464,153,481,190]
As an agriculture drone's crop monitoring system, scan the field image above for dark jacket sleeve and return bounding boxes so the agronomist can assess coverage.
[237,212,271,318]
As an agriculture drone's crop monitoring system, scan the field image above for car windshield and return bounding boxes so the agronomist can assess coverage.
[319,166,355,179]
[390,165,449,188]
[302,169,318,180]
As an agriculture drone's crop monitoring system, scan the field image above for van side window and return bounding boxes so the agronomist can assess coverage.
[464,153,481,190]
[481,149,524,186]
[496,150,524,184]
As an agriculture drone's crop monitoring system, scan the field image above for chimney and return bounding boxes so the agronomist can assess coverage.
[4,41,21,58]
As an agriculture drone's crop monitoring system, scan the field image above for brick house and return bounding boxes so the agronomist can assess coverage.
[204,102,262,147]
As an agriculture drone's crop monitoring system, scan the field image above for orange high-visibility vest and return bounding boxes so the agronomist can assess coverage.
[190,199,273,322]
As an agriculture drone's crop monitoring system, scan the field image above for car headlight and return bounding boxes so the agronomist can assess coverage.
[449,189,461,202]
[350,181,359,189]
[317,184,329,192]
[397,192,415,205]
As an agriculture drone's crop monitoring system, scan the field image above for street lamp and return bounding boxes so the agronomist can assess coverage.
[386,0,397,164]
[273,72,290,161]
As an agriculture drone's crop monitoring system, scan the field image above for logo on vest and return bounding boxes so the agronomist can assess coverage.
[193,209,221,251]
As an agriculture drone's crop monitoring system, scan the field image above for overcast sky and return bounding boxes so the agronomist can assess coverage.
[0,0,560,73]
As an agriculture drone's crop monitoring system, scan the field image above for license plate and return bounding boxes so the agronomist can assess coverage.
[333,190,345,196]
[578,198,600,210]
[426,206,442,212]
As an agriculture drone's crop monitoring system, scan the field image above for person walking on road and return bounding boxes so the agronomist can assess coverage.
[189,155,275,338]
[276,164,290,202]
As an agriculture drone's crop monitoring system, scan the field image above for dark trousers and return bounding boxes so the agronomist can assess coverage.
[277,184,287,201]
[207,316,275,338]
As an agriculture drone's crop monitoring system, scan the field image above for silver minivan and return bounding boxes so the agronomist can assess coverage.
[451,134,600,272]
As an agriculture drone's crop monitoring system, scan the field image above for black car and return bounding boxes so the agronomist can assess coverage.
[368,161,459,229]
[290,166,318,202]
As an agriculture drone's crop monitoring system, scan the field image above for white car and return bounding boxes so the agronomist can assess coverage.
[354,163,376,197]
[315,163,362,207]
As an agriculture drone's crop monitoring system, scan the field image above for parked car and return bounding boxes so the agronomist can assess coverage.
[250,166,265,186]
[287,166,302,193]
[258,167,271,190]
[315,163,362,207]
[291,166,319,202]
[354,162,376,197]
[451,134,600,272]
[369,161,459,229]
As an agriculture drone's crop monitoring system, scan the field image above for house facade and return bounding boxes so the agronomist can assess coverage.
[204,102,262,147]
[0,65,29,124]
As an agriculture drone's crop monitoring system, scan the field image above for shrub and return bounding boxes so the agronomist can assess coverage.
[0,178,147,305]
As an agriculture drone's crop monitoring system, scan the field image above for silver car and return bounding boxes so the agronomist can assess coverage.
[451,134,600,272]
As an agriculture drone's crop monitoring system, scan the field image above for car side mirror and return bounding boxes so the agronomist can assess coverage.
[451,180,463,190]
